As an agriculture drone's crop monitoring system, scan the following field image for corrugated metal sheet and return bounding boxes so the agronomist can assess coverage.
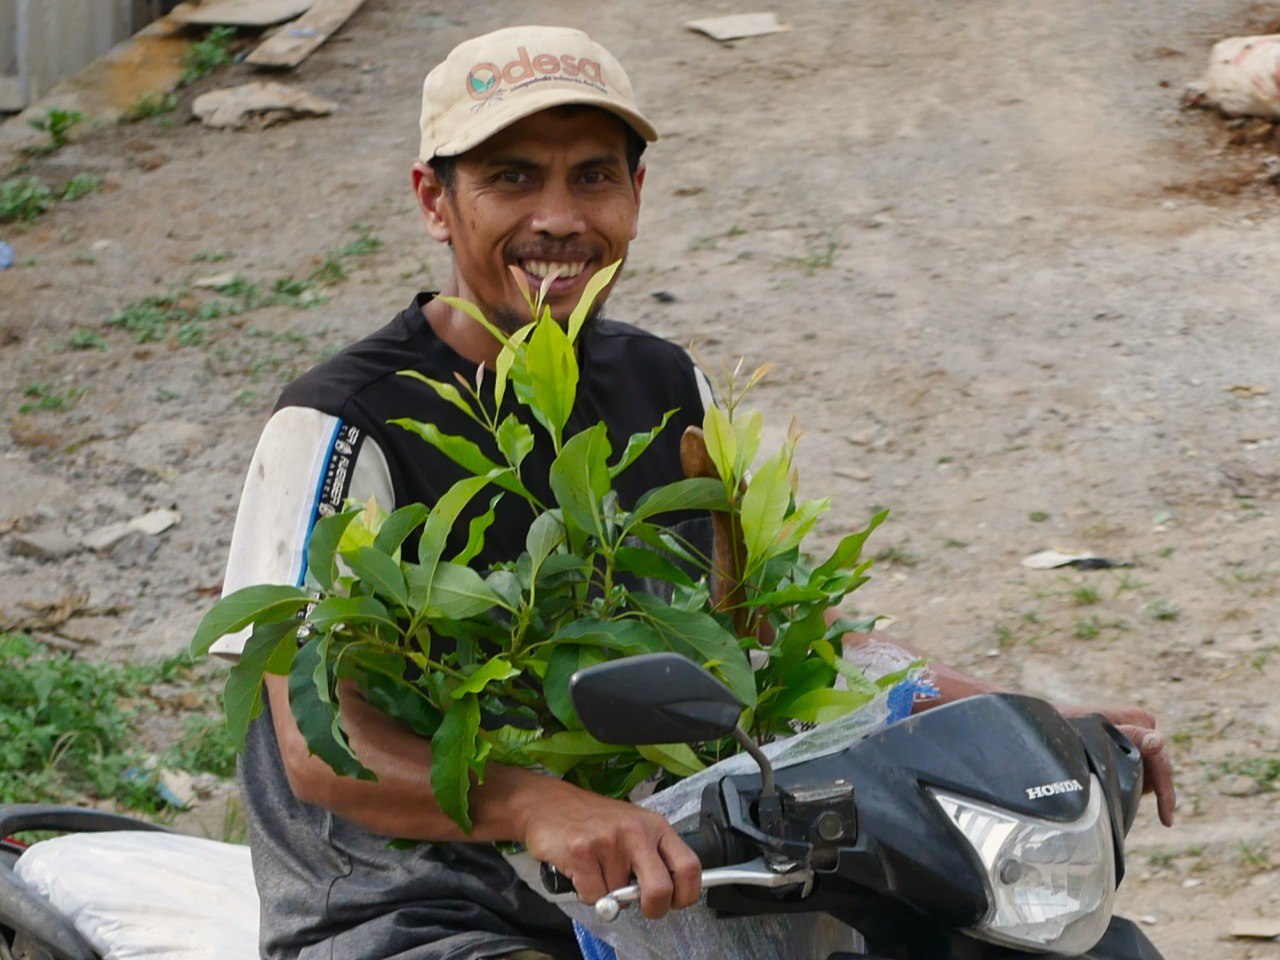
[0,0,162,110]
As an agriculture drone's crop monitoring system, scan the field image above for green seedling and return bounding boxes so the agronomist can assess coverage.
[0,176,53,222]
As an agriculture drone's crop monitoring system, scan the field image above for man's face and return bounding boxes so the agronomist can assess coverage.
[421,108,644,333]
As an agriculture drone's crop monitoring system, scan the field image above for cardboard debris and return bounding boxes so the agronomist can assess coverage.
[193,81,336,129]
[686,13,789,42]
[1,591,89,633]
[246,0,367,69]
[172,0,315,27]
[1226,384,1270,397]
[129,508,181,536]
[1229,919,1280,940]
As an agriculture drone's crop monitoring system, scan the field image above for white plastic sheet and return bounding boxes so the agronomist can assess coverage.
[15,830,259,960]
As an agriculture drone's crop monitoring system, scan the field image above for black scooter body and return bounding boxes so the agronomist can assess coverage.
[692,694,1150,959]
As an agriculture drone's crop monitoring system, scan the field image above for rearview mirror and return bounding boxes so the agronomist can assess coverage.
[570,652,744,745]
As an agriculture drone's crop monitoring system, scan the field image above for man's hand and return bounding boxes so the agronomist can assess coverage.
[1062,703,1176,827]
[520,783,702,919]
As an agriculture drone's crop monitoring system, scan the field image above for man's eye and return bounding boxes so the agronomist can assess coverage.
[580,170,609,184]
[498,170,529,184]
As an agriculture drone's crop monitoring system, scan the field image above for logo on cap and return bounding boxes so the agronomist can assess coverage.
[465,45,605,101]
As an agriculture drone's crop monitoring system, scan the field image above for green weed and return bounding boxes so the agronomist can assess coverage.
[191,249,232,263]
[26,109,85,151]
[61,174,102,202]
[66,328,107,351]
[339,226,384,258]
[18,382,87,413]
[1028,510,1050,523]
[1070,583,1100,606]
[1149,599,1181,622]
[784,233,839,275]
[123,92,179,122]
[0,176,53,222]
[181,27,237,86]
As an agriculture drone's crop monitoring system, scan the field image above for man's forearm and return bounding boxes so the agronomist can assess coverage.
[264,674,575,842]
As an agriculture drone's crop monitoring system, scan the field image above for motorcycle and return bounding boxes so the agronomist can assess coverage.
[530,651,1166,960]
[0,652,1164,960]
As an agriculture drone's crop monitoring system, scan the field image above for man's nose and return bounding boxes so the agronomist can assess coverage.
[529,182,586,238]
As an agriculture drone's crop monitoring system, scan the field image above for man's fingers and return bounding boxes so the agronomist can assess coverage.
[658,830,704,910]
[1119,724,1177,828]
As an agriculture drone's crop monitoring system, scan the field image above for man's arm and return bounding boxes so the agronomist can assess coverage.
[838,625,1176,827]
[263,675,702,918]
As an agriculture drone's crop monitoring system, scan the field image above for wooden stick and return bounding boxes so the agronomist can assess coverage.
[680,426,748,637]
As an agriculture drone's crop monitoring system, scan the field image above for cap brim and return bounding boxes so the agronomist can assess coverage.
[430,86,658,159]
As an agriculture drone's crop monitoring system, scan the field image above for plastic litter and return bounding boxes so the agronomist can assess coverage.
[1185,35,1280,119]
[0,241,13,270]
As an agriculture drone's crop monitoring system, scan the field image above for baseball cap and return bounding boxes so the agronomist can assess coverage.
[418,25,659,161]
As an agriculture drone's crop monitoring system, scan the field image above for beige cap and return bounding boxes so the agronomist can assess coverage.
[419,25,658,161]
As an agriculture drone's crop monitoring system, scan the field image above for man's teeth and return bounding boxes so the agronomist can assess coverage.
[523,260,586,279]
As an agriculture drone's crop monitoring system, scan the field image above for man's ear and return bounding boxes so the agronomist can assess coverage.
[412,161,452,244]
[630,161,646,240]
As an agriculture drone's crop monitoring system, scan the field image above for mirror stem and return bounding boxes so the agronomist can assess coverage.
[731,725,776,798]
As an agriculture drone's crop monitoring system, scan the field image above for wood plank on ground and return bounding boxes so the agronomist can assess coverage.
[245,0,366,69]
[171,0,315,27]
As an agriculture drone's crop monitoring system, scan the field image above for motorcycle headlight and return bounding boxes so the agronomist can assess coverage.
[929,775,1116,955]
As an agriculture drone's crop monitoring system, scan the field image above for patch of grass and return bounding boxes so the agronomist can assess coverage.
[1072,617,1102,641]
[1113,573,1148,595]
[271,276,324,308]
[1220,756,1280,792]
[18,382,87,413]
[943,537,969,548]
[61,173,102,202]
[123,92,179,122]
[26,108,85,152]
[192,249,232,263]
[66,328,107,351]
[339,225,384,258]
[1070,582,1100,606]
[1028,510,1050,523]
[0,176,53,222]
[874,541,920,568]
[166,713,236,780]
[311,257,347,286]
[1149,599,1181,622]
[1237,841,1272,872]
[688,225,747,252]
[180,26,237,86]
[784,233,840,275]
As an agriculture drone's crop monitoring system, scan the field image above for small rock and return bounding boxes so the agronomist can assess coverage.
[83,521,134,552]
[834,467,872,481]
[1182,878,1203,888]
[192,271,238,289]
[1138,915,1158,926]
[108,530,161,568]
[651,290,677,303]
[34,504,59,520]
[129,508,180,536]
[848,429,875,446]
[1219,775,1264,797]
[8,530,82,561]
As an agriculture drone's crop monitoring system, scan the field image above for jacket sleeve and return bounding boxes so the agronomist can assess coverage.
[210,406,395,659]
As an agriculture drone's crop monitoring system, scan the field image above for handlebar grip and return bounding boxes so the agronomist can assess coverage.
[538,826,720,895]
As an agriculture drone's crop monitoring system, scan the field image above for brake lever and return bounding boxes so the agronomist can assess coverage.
[594,857,814,921]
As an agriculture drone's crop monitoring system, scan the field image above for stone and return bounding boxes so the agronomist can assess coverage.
[129,508,180,536]
[1220,775,1264,797]
[107,531,161,568]
[8,530,82,561]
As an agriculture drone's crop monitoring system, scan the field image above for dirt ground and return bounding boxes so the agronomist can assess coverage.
[2,1,1279,956]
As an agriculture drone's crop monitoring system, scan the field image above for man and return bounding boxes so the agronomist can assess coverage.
[213,24,1175,960]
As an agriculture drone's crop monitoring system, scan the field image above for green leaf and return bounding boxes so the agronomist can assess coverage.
[224,619,299,751]
[438,294,508,345]
[494,323,535,411]
[430,693,481,833]
[813,640,880,699]
[452,657,520,698]
[342,546,409,608]
[307,595,398,632]
[389,421,532,501]
[544,644,607,728]
[428,562,507,618]
[524,316,579,447]
[306,509,359,592]
[526,510,565,571]
[521,729,618,776]
[288,636,375,780]
[608,409,677,480]
[629,477,730,525]
[773,497,829,556]
[548,618,664,655]
[372,503,430,556]
[418,474,498,572]
[739,450,791,569]
[638,742,706,778]
[733,408,763,479]
[453,494,500,566]
[548,423,611,538]
[396,370,479,421]
[613,545,694,588]
[629,593,755,708]
[779,686,873,725]
[481,724,543,765]
[495,414,535,472]
[190,584,310,657]
[813,509,889,579]
[566,259,621,341]
[702,405,738,487]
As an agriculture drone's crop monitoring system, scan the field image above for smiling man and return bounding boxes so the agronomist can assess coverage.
[215,24,1176,960]
[215,25,707,960]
